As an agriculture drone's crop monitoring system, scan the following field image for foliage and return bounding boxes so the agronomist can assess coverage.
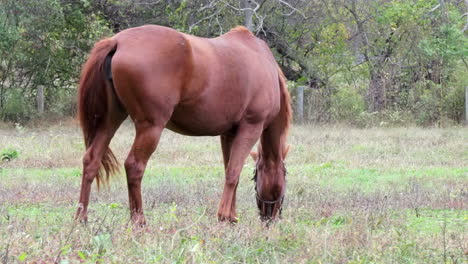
[330,84,366,124]
[0,0,110,121]
[1,147,19,161]
[0,0,466,126]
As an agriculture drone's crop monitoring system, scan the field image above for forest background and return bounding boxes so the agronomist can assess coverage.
[0,0,467,126]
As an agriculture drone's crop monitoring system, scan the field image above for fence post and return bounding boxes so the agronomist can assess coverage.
[296,86,304,124]
[37,85,44,115]
[465,86,468,125]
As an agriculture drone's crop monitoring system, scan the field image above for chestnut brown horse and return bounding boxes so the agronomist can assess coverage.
[75,25,291,225]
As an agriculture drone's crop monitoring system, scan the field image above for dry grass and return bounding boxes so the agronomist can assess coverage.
[0,119,467,263]
[1,120,466,169]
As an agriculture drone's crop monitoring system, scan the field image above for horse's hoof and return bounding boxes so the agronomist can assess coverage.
[134,221,146,228]
[74,209,88,223]
[74,213,87,223]
[131,215,147,228]
[217,214,238,223]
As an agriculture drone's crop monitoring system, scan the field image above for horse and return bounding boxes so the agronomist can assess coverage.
[75,25,292,225]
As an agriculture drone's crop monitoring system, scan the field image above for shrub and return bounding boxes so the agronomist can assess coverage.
[442,82,466,124]
[406,79,465,126]
[330,85,366,124]
[1,148,19,161]
[0,89,35,122]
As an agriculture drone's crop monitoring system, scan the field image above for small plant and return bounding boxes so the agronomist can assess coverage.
[14,123,25,133]
[1,148,19,161]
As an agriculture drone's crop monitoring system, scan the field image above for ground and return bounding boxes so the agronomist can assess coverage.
[0,120,467,263]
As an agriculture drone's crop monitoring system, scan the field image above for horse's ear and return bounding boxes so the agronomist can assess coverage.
[283,145,291,160]
[250,151,258,162]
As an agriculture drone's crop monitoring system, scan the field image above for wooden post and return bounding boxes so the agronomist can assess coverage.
[37,85,44,115]
[296,86,304,124]
[465,86,468,125]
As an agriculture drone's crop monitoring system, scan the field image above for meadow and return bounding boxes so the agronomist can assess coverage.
[0,120,467,263]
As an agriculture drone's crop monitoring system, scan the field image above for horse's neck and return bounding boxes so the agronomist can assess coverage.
[261,86,290,163]
[260,69,291,163]
[260,118,287,163]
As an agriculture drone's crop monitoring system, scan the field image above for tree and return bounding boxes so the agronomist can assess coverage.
[0,0,466,125]
[0,0,110,120]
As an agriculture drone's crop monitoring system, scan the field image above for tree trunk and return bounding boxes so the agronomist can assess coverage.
[464,0,468,32]
[243,0,254,31]
[428,59,442,84]
[438,0,448,23]
[366,69,386,112]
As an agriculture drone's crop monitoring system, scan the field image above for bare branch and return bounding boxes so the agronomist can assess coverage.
[277,0,308,19]
[428,3,441,13]
[137,0,163,6]
[197,0,219,12]
[189,5,226,33]
[189,0,308,34]
[219,0,260,13]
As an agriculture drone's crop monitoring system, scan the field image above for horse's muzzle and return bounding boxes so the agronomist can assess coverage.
[256,194,284,221]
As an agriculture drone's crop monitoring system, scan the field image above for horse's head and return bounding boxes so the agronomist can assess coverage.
[251,145,290,221]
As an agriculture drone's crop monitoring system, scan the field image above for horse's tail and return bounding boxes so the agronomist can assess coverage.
[78,38,119,187]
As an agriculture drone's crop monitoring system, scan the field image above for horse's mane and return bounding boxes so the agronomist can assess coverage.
[228,26,291,139]
[278,67,292,141]
[229,26,254,35]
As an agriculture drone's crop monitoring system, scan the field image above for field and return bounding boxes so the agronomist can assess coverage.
[0,120,467,263]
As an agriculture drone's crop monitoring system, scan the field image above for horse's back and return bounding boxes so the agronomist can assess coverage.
[110,25,281,135]
[170,28,281,134]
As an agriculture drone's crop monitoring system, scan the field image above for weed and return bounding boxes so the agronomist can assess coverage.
[1,148,19,161]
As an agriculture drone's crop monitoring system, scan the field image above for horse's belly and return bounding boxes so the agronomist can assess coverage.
[165,120,231,136]
[166,107,237,136]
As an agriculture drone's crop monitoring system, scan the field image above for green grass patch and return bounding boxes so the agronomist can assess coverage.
[289,164,466,192]
[405,209,467,235]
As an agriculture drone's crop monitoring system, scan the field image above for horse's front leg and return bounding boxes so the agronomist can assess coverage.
[217,122,263,223]
[124,123,164,226]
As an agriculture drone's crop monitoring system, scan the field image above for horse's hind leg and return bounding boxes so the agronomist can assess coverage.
[75,113,126,222]
[124,122,164,226]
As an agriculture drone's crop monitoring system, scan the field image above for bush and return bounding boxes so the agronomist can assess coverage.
[442,85,465,123]
[330,85,366,124]
[406,80,439,126]
[414,89,441,126]
[0,89,35,122]
[407,79,465,126]
[1,148,19,161]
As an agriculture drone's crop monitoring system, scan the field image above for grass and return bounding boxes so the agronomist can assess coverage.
[0,120,467,263]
